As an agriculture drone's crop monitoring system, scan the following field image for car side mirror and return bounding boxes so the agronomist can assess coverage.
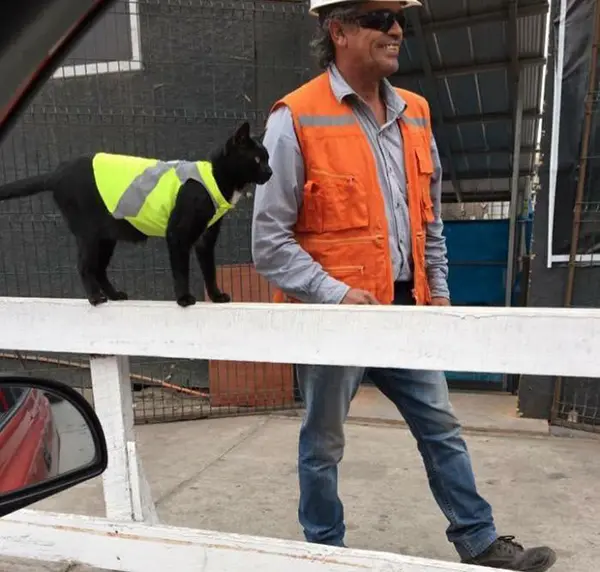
[0,374,108,518]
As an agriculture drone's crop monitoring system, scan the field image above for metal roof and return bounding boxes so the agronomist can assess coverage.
[391,0,549,203]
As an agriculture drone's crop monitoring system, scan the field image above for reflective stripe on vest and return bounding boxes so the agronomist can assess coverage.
[93,153,232,237]
[298,114,356,127]
[297,114,427,128]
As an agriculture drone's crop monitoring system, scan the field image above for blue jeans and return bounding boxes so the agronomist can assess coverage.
[296,286,498,560]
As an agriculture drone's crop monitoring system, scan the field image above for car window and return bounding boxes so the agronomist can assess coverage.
[0,387,29,427]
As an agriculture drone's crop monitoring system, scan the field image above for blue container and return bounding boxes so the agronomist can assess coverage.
[442,217,532,386]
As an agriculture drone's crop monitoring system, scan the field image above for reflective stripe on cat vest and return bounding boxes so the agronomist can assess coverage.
[92,153,232,237]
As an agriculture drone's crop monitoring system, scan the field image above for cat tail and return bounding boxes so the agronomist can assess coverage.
[0,174,50,201]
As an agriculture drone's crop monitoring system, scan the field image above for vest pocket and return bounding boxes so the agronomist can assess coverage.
[326,264,365,278]
[414,146,435,224]
[325,265,377,299]
[415,145,433,175]
[298,171,369,234]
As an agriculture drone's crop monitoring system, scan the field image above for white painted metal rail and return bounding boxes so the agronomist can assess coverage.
[0,297,597,571]
[1,297,599,376]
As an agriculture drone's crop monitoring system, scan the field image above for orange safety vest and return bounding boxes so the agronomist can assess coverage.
[270,72,435,306]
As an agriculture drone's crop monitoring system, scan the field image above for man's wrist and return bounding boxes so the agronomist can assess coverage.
[313,276,350,304]
[429,283,450,300]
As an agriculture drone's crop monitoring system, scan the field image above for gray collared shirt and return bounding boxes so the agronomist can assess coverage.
[251,64,449,304]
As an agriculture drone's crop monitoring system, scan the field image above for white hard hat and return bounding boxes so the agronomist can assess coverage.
[308,0,422,17]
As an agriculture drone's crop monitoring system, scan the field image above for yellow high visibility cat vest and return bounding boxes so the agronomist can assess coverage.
[92,152,233,237]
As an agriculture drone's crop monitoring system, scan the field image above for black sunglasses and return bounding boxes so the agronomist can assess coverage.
[353,9,406,33]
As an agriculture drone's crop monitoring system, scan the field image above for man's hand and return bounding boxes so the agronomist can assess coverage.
[341,288,380,305]
[430,296,451,306]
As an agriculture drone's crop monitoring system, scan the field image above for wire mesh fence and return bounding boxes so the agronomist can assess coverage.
[569,89,600,265]
[441,200,511,221]
[2,0,591,430]
[0,0,316,423]
[550,88,600,434]
[552,377,600,434]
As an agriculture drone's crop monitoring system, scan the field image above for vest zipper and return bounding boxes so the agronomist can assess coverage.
[310,168,355,182]
[326,265,365,274]
[307,234,384,244]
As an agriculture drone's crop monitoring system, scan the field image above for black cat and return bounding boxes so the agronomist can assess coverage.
[0,122,272,307]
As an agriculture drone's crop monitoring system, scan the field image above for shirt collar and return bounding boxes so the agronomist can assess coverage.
[327,63,407,119]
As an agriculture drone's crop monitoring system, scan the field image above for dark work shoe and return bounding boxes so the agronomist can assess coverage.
[463,536,557,571]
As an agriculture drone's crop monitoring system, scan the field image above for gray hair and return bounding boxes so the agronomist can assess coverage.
[309,3,362,69]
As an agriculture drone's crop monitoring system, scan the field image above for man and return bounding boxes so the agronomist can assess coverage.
[251,1,557,570]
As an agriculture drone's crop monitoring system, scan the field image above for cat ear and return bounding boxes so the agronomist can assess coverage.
[233,121,251,145]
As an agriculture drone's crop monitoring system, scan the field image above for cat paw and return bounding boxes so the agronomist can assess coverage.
[177,294,197,307]
[209,291,231,303]
[89,293,108,306]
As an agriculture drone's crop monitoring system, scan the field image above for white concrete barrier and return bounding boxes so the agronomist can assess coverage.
[1,297,596,571]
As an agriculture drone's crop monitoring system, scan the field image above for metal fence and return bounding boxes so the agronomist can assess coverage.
[0,0,556,426]
[550,88,600,435]
[0,0,316,423]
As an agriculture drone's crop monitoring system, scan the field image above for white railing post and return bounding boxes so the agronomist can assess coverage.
[90,355,158,524]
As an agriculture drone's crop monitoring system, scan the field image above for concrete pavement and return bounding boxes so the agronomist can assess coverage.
[2,388,599,571]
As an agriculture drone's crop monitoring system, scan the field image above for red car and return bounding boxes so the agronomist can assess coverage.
[0,386,60,494]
